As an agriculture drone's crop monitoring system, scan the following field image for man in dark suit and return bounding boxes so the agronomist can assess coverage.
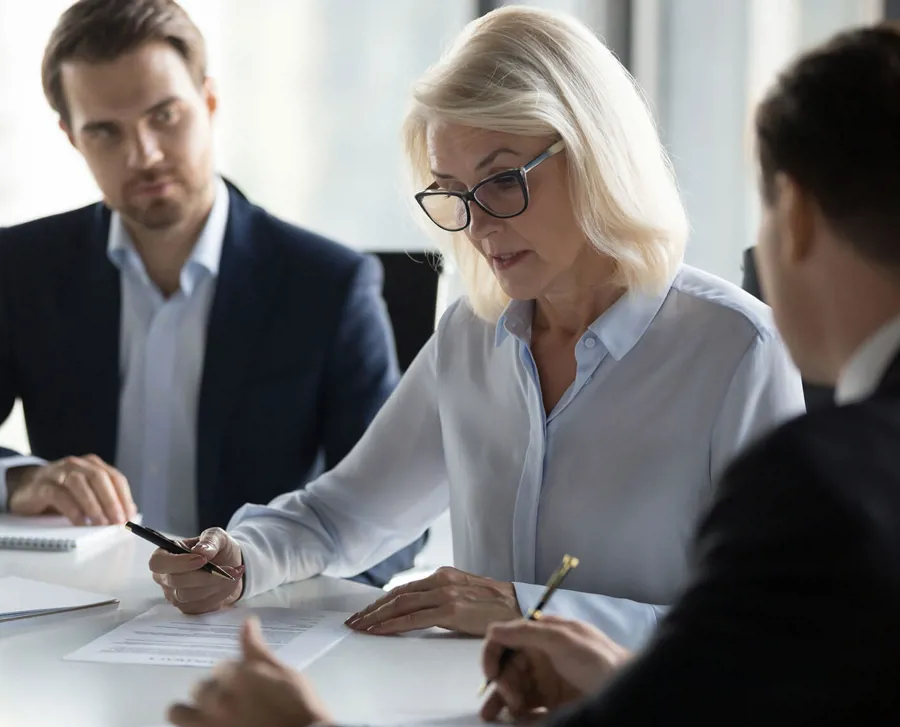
[0,0,423,588]
[159,21,900,727]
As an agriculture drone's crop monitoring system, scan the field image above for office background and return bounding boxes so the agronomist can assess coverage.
[0,0,885,460]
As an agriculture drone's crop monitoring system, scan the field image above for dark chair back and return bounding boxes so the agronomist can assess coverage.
[375,251,442,372]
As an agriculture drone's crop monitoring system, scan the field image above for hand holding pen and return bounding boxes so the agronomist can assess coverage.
[133,522,247,615]
[479,555,633,722]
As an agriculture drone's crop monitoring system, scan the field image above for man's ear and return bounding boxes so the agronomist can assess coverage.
[774,172,815,265]
[59,118,77,150]
[202,77,218,118]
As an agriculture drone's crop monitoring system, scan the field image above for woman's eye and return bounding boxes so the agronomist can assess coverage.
[493,174,520,189]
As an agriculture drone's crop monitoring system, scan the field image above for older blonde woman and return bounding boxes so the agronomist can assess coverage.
[152,5,803,667]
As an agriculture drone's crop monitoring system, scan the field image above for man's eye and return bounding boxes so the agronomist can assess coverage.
[88,126,118,141]
[154,107,177,125]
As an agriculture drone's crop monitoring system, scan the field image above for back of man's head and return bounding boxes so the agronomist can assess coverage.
[756,23,900,273]
[42,0,206,127]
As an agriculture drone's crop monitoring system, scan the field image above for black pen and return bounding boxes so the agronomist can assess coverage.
[479,553,580,695]
[125,521,236,581]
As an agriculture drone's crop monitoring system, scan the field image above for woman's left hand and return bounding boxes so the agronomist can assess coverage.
[345,566,521,636]
[167,618,332,727]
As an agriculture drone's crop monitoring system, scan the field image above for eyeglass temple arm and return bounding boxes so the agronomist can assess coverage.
[522,139,566,173]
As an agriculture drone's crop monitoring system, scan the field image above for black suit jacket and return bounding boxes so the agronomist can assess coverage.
[0,182,424,587]
[742,247,834,411]
[553,353,900,724]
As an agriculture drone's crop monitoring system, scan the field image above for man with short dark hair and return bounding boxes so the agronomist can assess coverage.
[0,0,425,587]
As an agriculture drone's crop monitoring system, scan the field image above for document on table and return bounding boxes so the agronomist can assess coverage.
[0,576,118,622]
[64,603,352,669]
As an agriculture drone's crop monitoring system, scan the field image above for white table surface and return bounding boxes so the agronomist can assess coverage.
[0,534,485,727]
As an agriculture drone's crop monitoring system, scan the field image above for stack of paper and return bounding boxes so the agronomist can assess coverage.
[0,576,118,622]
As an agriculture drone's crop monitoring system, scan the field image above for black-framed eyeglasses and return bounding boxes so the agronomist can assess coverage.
[415,139,566,232]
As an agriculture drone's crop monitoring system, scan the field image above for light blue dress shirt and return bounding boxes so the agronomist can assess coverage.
[109,178,229,536]
[228,264,806,649]
[0,178,229,535]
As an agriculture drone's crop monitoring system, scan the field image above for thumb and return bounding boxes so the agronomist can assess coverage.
[241,616,278,664]
[191,527,226,557]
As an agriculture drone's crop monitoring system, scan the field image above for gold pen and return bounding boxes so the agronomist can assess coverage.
[478,553,580,695]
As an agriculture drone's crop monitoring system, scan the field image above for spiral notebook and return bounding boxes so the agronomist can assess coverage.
[0,514,132,552]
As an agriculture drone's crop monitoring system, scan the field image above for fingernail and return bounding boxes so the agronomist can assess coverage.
[115,509,125,522]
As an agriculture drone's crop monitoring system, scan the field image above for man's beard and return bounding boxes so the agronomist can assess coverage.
[123,196,186,230]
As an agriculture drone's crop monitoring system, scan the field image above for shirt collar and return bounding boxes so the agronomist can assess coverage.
[495,298,533,347]
[107,176,230,293]
[836,312,900,405]
[494,271,675,360]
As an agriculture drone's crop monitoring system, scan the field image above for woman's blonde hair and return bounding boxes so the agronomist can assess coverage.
[402,5,689,322]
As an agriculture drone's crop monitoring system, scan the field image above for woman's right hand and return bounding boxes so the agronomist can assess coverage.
[149,527,245,614]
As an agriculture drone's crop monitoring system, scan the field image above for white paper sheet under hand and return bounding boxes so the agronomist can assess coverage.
[64,603,352,668]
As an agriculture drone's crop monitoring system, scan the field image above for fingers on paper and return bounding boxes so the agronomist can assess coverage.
[347,588,447,632]
[57,455,130,524]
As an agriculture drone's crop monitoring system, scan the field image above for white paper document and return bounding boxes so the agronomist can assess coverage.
[64,603,352,668]
[0,576,118,622]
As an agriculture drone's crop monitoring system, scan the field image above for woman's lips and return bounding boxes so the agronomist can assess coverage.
[490,250,530,271]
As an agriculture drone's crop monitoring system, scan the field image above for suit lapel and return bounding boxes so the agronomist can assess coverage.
[196,185,278,527]
[63,204,121,461]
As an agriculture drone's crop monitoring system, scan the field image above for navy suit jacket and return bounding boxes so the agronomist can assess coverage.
[550,352,900,725]
[0,181,424,587]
